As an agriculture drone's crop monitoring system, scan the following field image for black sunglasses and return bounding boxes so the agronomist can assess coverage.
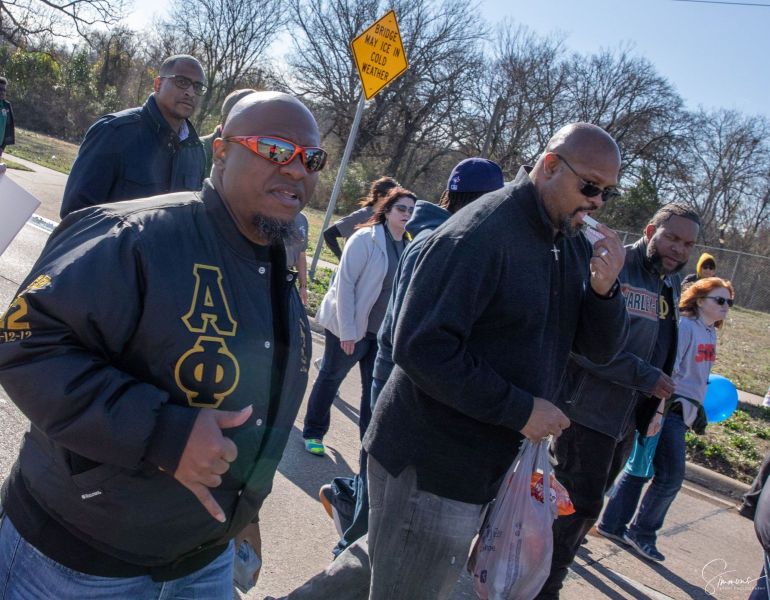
[159,75,208,96]
[706,296,733,307]
[393,204,414,215]
[555,154,621,203]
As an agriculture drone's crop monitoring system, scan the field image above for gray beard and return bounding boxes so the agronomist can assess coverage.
[251,215,301,245]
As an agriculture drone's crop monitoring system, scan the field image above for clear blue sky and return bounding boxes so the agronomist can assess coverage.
[478,0,769,118]
[126,0,769,118]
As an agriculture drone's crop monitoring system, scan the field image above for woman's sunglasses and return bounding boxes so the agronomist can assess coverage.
[223,136,328,172]
[393,204,414,215]
[706,296,733,307]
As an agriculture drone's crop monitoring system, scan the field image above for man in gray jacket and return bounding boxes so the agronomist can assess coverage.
[536,203,700,599]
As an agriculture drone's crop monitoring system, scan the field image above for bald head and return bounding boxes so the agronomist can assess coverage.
[223,92,317,139]
[545,123,620,166]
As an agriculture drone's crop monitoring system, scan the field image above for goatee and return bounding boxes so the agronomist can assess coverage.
[251,215,301,245]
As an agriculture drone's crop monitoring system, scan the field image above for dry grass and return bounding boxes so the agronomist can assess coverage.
[10,128,79,174]
[713,306,770,396]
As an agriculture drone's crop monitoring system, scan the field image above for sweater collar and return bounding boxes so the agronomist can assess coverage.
[511,166,562,243]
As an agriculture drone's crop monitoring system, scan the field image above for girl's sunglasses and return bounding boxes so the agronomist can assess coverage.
[224,136,328,172]
[706,296,733,307]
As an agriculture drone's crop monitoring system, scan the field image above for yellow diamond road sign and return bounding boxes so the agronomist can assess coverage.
[351,11,408,100]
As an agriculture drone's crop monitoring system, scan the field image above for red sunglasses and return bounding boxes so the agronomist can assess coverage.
[223,136,327,172]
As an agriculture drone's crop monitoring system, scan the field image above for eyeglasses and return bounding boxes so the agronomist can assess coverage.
[706,296,733,307]
[393,204,414,215]
[223,136,327,172]
[554,154,621,203]
[159,75,208,96]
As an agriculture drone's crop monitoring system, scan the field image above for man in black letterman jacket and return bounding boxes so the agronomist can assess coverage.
[537,203,701,599]
[0,92,322,595]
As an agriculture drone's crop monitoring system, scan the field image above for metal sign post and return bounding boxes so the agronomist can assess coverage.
[309,93,366,280]
[309,10,409,280]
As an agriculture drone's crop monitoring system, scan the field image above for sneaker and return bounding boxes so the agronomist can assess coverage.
[314,357,323,371]
[319,484,344,537]
[596,524,628,545]
[623,531,665,562]
[738,503,756,520]
[304,438,325,456]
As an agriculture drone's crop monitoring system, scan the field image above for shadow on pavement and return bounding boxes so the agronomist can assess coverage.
[276,425,356,502]
[576,544,711,599]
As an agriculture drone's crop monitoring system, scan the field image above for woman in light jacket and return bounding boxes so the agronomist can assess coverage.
[302,187,417,456]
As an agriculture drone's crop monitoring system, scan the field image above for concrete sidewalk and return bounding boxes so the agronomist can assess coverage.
[241,324,764,600]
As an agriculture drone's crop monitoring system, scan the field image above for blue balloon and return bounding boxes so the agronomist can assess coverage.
[703,374,739,423]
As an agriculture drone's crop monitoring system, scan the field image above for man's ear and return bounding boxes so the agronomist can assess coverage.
[543,152,560,176]
[213,138,226,167]
[153,76,162,93]
[644,223,656,240]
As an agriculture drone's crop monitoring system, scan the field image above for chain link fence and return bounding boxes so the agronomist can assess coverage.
[618,231,770,313]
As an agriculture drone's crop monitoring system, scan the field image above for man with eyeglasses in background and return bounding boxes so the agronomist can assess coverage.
[0,91,325,598]
[536,202,701,599]
[60,54,207,218]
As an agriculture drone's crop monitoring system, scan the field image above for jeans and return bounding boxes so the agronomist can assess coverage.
[303,329,377,441]
[598,430,661,537]
[0,514,234,599]
[367,456,485,600]
[331,376,388,558]
[536,422,636,599]
[280,538,371,600]
[624,411,687,544]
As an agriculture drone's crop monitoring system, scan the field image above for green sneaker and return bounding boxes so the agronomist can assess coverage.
[304,438,325,456]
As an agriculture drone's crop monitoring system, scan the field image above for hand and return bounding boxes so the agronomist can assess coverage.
[651,373,675,400]
[235,521,263,587]
[646,412,663,437]
[520,397,570,441]
[589,224,625,296]
[174,405,253,522]
[340,340,355,355]
[299,286,308,306]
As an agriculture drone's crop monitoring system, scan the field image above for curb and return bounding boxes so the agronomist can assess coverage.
[306,315,751,503]
[684,460,749,502]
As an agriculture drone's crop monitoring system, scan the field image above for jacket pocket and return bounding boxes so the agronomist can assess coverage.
[70,462,123,491]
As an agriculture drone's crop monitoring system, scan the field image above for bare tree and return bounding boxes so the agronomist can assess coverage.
[562,46,687,188]
[0,0,123,44]
[667,109,770,249]
[460,23,569,174]
[284,0,486,186]
[160,0,288,127]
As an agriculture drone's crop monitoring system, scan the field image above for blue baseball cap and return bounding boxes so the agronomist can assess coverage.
[447,157,504,193]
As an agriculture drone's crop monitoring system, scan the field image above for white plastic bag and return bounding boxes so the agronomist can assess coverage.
[471,439,556,600]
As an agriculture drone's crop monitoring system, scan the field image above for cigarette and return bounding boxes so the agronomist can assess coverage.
[582,214,601,229]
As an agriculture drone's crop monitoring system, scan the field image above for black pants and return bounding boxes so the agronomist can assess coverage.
[535,422,636,599]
